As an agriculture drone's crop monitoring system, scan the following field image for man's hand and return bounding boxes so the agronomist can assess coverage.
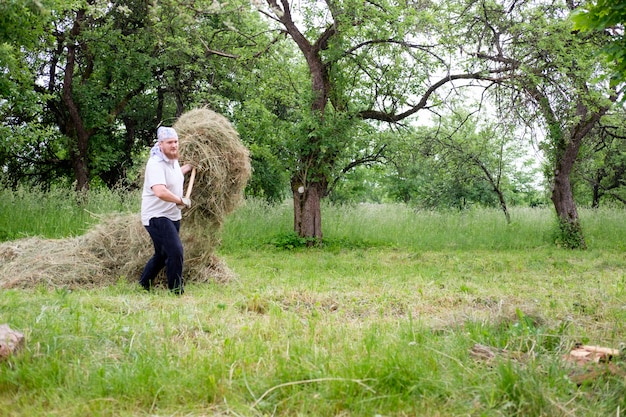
[177,197,192,209]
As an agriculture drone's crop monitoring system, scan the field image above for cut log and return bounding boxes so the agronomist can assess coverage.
[563,343,624,385]
[562,344,620,366]
[0,324,25,361]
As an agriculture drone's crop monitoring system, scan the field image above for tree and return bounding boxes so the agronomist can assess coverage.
[0,0,58,187]
[0,0,161,189]
[574,111,626,207]
[0,0,260,190]
[461,0,620,248]
[385,107,536,220]
[253,0,493,243]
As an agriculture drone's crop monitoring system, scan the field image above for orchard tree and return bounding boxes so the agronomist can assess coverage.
[574,112,626,207]
[460,0,620,248]
[1,0,166,189]
[0,0,262,190]
[252,0,495,243]
[385,108,535,220]
[0,0,57,186]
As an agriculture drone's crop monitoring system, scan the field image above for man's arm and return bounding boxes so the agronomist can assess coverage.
[151,184,184,205]
[181,163,193,175]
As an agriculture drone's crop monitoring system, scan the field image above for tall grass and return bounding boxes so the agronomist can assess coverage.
[321,204,555,250]
[0,185,139,241]
[221,199,625,251]
[3,187,625,252]
[579,206,626,250]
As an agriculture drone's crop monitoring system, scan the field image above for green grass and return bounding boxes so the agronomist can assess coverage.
[222,199,626,251]
[1,190,626,416]
[0,185,138,241]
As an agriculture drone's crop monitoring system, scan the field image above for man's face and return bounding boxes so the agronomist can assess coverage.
[159,137,179,160]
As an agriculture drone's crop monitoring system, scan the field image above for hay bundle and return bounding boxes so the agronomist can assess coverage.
[0,108,250,289]
[80,214,153,279]
[0,214,237,289]
[175,107,251,228]
[79,214,237,286]
[174,108,251,278]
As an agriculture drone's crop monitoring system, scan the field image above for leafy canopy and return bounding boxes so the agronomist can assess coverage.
[571,0,626,84]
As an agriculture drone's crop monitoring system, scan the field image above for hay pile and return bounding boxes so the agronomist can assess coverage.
[0,236,108,289]
[0,108,251,289]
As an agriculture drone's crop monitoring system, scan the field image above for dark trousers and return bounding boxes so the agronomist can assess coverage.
[139,217,184,294]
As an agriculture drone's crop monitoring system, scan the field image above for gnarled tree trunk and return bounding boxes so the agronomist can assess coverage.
[62,9,91,192]
[549,100,614,248]
[266,0,333,242]
[550,136,586,248]
[292,178,325,244]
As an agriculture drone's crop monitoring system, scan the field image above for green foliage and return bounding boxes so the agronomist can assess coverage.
[384,109,542,210]
[571,0,626,84]
[571,110,626,207]
[553,216,588,249]
[0,0,53,116]
[328,165,388,204]
[0,0,271,188]
[268,231,316,250]
[233,95,295,203]
[0,124,71,188]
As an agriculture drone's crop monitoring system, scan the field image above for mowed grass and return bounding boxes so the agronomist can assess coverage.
[1,190,626,416]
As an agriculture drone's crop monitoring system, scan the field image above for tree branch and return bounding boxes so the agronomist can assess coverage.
[326,144,387,196]
[358,72,498,122]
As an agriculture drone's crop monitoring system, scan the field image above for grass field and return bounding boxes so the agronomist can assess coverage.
[1,188,626,416]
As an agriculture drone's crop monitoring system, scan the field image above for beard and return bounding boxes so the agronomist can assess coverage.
[161,147,179,160]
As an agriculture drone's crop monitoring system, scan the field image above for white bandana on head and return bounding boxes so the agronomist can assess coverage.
[157,126,178,142]
[150,126,178,161]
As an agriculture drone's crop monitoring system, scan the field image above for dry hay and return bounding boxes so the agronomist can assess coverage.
[0,236,107,289]
[1,108,250,290]
[175,107,251,266]
[175,108,251,226]
[0,214,237,290]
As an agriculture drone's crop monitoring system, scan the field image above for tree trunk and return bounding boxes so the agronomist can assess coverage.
[548,122,587,248]
[591,170,602,209]
[549,122,587,248]
[496,188,511,225]
[549,97,615,248]
[265,0,335,242]
[292,178,325,245]
[551,166,586,249]
[68,134,90,192]
[63,9,91,192]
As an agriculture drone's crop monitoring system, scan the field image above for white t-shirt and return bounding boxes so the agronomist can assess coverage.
[141,155,184,226]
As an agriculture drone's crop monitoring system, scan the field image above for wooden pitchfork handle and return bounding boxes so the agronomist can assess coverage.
[184,167,196,199]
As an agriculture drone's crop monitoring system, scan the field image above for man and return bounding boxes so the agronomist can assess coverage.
[139,126,193,295]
